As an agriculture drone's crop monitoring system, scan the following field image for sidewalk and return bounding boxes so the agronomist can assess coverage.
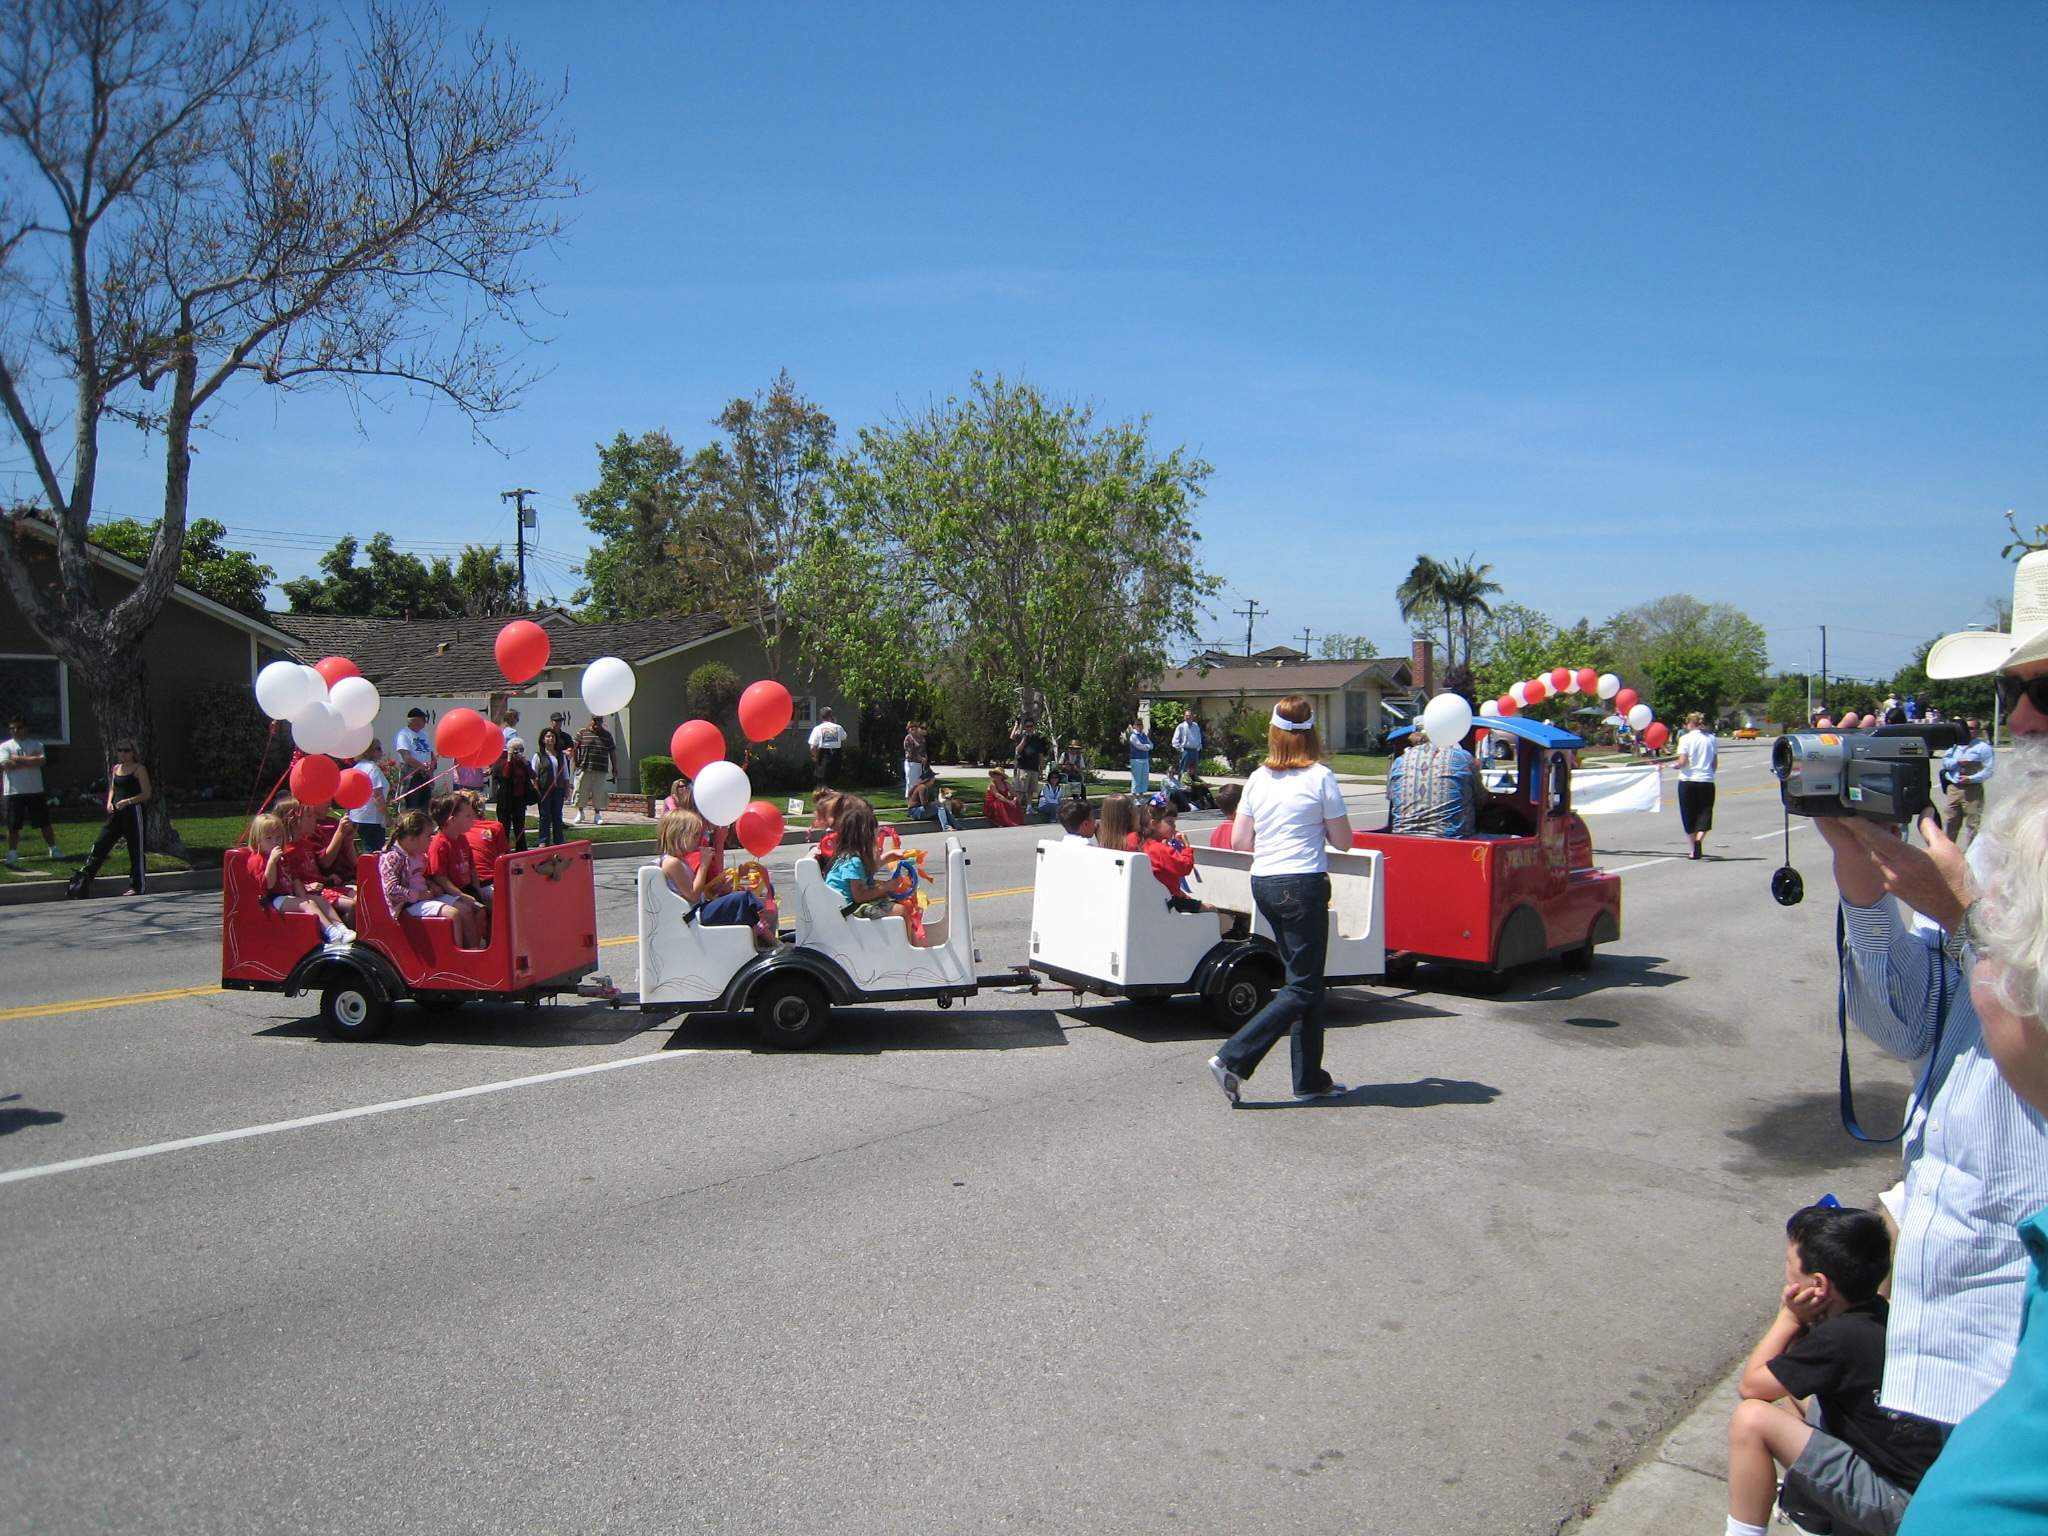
[1566,1367,1744,1533]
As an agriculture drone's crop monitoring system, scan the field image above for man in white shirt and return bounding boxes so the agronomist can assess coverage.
[1,716,64,866]
[807,708,847,787]
[393,708,436,811]
[1171,715,1204,786]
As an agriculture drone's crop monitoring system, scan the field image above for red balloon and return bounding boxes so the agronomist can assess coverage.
[670,719,725,777]
[736,679,795,742]
[314,656,360,687]
[289,753,341,805]
[1614,688,1639,714]
[1575,667,1598,694]
[735,800,787,859]
[332,767,374,810]
[495,619,551,685]
[459,722,504,769]
[1495,695,1519,718]
[435,707,487,760]
[1641,721,1670,751]
[1550,667,1572,692]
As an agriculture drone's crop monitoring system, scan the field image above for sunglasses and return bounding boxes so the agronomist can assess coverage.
[1996,673,2048,715]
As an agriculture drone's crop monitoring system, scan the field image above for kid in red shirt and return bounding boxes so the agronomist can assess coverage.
[427,794,491,931]
[1133,800,1209,915]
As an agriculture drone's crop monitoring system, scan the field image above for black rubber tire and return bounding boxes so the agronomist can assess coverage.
[1468,967,1512,995]
[752,974,832,1050]
[321,980,392,1041]
[1559,941,1596,972]
[1204,964,1277,1031]
[414,993,465,1013]
[1382,953,1420,983]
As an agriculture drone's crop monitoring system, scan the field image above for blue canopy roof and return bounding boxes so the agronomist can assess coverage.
[1479,715,1584,748]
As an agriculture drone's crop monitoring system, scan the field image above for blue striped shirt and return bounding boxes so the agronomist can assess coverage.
[1842,895,2048,1424]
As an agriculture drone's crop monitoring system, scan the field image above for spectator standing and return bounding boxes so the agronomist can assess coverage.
[1010,717,1051,809]
[347,740,390,853]
[1209,695,1352,1106]
[1676,711,1718,860]
[571,714,616,826]
[1124,717,1154,795]
[532,724,571,847]
[394,707,436,811]
[1,714,64,866]
[1386,733,1481,839]
[495,742,536,852]
[808,707,847,788]
[1171,713,1204,785]
[1941,719,1994,848]
[67,739,151,898]
[499,708,525,754]
[902,721,929,801]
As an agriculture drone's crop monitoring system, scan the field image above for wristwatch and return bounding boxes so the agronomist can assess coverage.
[1943,900,1983,968]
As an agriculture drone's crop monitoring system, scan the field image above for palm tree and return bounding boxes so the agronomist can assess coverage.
[1440,556,1503,671]
[1395,555,1452,672]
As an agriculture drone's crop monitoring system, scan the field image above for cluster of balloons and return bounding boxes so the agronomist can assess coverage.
[255,656,383,760]
[1472,668,1669,750]
[666,678,798,856]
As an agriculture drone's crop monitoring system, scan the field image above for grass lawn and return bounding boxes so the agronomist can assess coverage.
[1326,754,1392,778]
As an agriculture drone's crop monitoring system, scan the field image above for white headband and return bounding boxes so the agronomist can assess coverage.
[1270,707,1316,732]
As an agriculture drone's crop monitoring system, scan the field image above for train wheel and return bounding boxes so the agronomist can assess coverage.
[1559,940,1596,972]
[1204,966,1276,1030]
[752,974,831,1050]
[321,981,391,1041]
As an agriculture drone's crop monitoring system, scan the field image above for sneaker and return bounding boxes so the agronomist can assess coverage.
[47,847,65,859]
[1208,1055,1242,1107]
[3,850,15,867]
[325,924,354,945]
[592,813,603,825]
[1296,1080,1349,1101]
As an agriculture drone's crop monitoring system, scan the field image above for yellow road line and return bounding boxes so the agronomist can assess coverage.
[0,984,220,1022]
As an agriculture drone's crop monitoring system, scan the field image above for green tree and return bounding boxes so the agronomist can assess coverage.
[572,431,715,620]
[792,373,1216,746]
[1318,632,1379,659]
[1606,594,1768,704]
[685,662,743,730]
[1643,645,1729,723]
[92,517,274,613]
[0,1,573,855]
[1765,674,1812,728]
[1440,556,1503,670]
[451,545,522,618]
[1396,555,1452,670]
[1890,640,1998,722]
[281,533,514,619]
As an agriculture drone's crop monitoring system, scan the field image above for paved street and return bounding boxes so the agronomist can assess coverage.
[0,742,1914,1534]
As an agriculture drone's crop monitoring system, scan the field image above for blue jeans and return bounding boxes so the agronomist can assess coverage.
[536,789,567,847]
[938,802,960,831]
[1130,755,1150,794]
[1218,873,1334,1095]
[1179,747,1201,780]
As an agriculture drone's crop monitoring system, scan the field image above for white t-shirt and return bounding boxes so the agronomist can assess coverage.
[1240,762,1348,876]
[348,760,388,825]
[1676,729,1717,783]
[0,736,45,797]
[808,721,846,751]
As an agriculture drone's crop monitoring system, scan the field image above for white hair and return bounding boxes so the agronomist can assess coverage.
[1973,745,2048,1027]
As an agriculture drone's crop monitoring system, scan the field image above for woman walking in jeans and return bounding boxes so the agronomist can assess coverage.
[1210,694,1353,1105]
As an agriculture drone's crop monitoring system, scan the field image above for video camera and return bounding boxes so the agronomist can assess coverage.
[1772,722,1964,821]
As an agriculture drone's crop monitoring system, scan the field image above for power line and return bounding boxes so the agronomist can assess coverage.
[1233,598,1268,658]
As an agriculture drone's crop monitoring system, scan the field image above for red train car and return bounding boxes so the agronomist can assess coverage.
[1353,717,1622,986]
[222,839,600,1038]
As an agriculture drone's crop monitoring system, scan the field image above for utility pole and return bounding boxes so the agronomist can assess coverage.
[501,489,536,611]
[1234,598,1268,658]
[1818,624,1828,715]
[1297,626,1316,659]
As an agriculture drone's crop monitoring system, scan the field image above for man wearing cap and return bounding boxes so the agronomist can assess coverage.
[1813,548,2048,1438]
[394,707,436,812]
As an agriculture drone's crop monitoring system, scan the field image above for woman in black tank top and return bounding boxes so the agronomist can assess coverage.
[69,740,153,898]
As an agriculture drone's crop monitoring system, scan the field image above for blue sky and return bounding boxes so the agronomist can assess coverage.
[87,1,2048,680]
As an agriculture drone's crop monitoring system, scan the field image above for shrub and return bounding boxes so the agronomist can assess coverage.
[686,662,743,725]
[640,756,680,798]
[1199,757,1231,777]
[185,681,293,802]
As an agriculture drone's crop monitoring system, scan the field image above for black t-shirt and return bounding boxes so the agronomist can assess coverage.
[1767,1299,1945,1490]
[1013,732,1049,771]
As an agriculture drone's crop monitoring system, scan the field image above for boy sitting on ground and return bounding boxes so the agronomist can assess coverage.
[1725,1203,1944,1536]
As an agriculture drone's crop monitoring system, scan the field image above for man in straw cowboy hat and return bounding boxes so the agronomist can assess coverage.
[1804,547,2048,1449]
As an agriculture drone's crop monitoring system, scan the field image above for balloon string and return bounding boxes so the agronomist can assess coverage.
[242,721,282,825]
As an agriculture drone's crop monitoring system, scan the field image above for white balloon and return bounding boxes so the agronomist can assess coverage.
[329,675,381,731]
[581,655,637,716]
[1627,703,1654,731]
[1508,682,1529,706]
[334,720,376,758]
[1596,672,1622,700]
[290,699,346,755]
[1421,692,1475,747]
[298,664,330,702]
[255,659,314,720]
[692,759,752,826]
[1478,699,1501,718]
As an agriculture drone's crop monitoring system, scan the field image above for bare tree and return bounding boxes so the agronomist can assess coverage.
[0,0,575,851]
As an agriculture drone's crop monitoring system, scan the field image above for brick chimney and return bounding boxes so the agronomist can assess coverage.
[1410,637,1434,695]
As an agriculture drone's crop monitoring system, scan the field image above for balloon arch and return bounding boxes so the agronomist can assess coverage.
[1415,667,1667,752]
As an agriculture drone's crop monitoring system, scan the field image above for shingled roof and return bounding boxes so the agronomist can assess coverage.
[1149,656,1412,695]
[266,609,735,693]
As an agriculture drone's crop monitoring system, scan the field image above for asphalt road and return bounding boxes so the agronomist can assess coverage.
[0,743,1917,1535]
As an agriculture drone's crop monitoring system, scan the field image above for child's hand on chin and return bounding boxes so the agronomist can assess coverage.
[1783,1282,1828,1327]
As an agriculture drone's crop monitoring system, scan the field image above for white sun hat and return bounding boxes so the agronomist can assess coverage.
[1927,548,2048,678]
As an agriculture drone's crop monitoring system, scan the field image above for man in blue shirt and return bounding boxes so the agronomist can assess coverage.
[1940,719,1994,847]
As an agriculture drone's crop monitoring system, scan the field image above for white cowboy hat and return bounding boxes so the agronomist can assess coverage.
[1927,548,2048,678]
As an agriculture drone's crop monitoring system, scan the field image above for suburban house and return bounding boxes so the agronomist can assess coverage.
[266,608,857,775]
[0,525,304,794]
[1145,644,1422,754]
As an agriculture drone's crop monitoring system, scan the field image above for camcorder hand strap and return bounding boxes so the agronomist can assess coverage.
[1835,905,1953,1143]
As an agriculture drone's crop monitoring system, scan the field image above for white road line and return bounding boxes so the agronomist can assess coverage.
[1754,824,1812,840]
[0,1048,702,1190]
[1605,858,1676,874]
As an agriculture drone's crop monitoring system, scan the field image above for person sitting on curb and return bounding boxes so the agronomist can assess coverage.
[1725,1203,1943,1536]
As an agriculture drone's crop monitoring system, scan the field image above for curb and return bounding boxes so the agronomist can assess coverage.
[0,866,223,907]
[1565,1367,1742,1535]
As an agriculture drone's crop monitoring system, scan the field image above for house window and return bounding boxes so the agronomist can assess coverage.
[0,654,68,743]
[792,695,816,726]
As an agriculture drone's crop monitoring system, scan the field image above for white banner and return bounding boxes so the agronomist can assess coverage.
[1571,764,1663,816]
